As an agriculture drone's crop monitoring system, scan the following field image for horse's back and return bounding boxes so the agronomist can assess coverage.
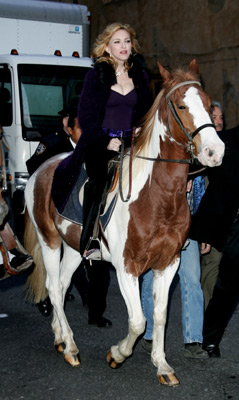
[25,153,68,206]
[25,154,69,245]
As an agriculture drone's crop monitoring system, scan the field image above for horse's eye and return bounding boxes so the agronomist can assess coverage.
[177,105,186,110]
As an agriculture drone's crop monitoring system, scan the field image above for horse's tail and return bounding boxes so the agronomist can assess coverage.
[24,209,48,303]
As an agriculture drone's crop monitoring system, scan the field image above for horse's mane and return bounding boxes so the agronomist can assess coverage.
[134,67,200,155]
[166,68,200,93]
[134,90,164,155]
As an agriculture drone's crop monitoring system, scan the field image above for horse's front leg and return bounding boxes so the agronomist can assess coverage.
[152,259,180,387]
[107,268,146,368]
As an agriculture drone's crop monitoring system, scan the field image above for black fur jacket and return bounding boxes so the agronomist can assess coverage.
[52,53,151,212]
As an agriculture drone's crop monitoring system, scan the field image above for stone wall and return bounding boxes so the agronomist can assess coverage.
[50,0,239,128]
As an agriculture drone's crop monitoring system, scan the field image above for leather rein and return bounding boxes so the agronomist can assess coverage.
[118,80,215,202]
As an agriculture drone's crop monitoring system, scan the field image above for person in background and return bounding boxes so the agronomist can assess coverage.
[210,100,224,131]
[0,124,33,280]
[0,216,34,279]
[26,107,75,176]
[190,122,239,357]
[200,100,224,309]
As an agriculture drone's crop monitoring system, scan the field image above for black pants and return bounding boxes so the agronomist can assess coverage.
[79,141,110,256]
[80,177,107,255]
[203,218,239,346]
[71,262,90,303]
[86,260,111,321]
[71,260,111,320]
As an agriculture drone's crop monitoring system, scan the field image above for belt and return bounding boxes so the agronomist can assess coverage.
[102,128,132,138]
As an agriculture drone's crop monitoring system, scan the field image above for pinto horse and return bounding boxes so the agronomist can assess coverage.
[25,60,224,386]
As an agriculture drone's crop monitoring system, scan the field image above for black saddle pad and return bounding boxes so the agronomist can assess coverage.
[57,164,117,229]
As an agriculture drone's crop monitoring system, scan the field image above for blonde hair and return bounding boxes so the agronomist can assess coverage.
[91,22,140,70]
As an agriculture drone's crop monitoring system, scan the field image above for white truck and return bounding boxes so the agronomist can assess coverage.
[0,0,92,208]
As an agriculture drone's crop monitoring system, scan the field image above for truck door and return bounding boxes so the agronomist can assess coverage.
[0,65,12,127]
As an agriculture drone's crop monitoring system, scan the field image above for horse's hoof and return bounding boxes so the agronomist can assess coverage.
[107,351,122,369]
[64,352,81,367]
[158,373,180,387]
[55,343,64,353]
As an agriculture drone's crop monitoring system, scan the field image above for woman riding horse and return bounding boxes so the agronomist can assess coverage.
[51,22,152,259]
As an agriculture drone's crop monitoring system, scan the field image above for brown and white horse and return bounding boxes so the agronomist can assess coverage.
[25,60,224,386]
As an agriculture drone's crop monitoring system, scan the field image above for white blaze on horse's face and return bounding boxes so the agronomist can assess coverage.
[184,87,225,167]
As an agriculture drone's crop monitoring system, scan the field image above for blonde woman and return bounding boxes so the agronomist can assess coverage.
[52,22,151,258]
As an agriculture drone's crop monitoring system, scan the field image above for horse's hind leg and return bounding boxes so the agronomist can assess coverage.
[53,243,82,365]
[41,240,81,366]
[107,268,146,368]
[152,260,180,387]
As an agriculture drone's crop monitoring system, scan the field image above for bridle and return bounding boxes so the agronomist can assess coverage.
[165,80,215,162]
[118,80,215,201]
[136,80,215,164]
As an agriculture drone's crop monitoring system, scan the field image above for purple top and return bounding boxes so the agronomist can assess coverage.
[102,89,137,130]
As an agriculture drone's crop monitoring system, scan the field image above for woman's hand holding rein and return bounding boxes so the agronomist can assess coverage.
[107,138,121,152]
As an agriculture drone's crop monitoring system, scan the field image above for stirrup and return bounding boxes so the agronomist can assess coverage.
[83,238,102,261]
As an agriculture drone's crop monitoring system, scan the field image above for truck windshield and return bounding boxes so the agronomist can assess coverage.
[18,64,90,140]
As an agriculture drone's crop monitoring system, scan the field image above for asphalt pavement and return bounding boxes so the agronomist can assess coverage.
[0,267,239,400]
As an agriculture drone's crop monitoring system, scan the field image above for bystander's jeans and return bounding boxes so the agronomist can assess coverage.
[141,239,204,343]
[141,268,154,340]
[178,239,204,343]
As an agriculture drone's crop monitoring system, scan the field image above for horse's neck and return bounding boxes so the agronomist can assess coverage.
[148,115,189,192]
[160,132,188,160]
[136,113,187,166]
[120,112,189,202]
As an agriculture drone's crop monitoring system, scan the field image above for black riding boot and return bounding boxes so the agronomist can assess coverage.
[80,178,106,258]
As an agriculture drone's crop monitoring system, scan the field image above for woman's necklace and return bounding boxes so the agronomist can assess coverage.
[116,68,125,77]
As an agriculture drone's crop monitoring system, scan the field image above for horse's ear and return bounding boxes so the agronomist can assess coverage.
[157,61,172,83]
[189,59,199,75]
